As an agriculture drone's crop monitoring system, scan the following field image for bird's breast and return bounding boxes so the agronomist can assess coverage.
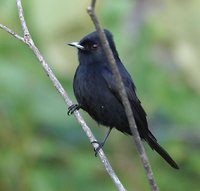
[73,65,127,128]
[73,65,108,106]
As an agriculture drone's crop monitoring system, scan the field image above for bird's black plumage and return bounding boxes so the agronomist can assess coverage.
[68,29,179,169]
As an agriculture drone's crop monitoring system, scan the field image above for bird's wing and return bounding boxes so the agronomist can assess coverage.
[102,64,148,132]
[102,65,179,169]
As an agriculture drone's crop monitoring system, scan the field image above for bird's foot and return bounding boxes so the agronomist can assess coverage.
[67,104,80,115]
[91,141,104,157]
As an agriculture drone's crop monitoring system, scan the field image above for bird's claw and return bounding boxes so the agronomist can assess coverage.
[67,104,80,115]
[91,141,104,157]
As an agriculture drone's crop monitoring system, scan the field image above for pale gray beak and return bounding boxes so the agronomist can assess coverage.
[67,42,84,50]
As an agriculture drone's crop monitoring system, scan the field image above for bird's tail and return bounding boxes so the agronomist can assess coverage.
[145,131,179,169]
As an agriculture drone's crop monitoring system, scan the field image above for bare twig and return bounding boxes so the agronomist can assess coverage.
[87,0,159,191]
[0,0,126,191]
[16,0,30,37]
[0,23,24,42]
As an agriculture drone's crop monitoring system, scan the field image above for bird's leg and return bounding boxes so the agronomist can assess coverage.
[92,127,112,156]
[67,104,81,115]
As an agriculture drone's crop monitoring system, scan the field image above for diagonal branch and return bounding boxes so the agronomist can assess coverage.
[0,0,126,191]
[0,23,24,42]
[87,0,159,191]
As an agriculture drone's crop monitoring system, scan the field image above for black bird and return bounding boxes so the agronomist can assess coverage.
[68,29,179,169]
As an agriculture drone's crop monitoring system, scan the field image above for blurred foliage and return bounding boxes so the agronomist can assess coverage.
[0,0,200,190]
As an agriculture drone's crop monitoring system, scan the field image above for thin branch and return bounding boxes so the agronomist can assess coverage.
[16,0,30,37]
[91,0,96,8]
[87,0,159,191]
[0,0,126,191]
[0,23,24,42]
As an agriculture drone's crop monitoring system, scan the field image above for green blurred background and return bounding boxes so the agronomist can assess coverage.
[0,0,200,190]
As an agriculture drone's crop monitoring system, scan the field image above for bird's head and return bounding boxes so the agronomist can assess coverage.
[68,29,119,65]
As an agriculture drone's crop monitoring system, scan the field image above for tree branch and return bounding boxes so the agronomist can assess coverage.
[87,0,159,191]
[0,0,126,191]
[0,23,24,42]
[16,0,30,37]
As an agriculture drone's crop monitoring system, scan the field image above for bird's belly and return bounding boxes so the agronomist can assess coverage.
[79,83,128,131]
[73,68,130,134]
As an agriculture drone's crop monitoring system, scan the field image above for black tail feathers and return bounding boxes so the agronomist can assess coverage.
[146,133,179,169]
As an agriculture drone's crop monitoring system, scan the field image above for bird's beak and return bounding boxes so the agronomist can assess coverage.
[67,42,84,50]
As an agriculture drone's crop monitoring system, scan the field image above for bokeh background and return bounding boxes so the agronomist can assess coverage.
[0,0,200,190]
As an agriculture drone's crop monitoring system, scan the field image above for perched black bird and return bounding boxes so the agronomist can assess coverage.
[68,29,179,169]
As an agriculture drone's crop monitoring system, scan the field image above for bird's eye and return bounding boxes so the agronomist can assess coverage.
[91,43,98,50]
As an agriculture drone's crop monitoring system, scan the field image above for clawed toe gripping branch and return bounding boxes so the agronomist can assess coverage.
[0,0,159,191]
[91,141,105,157]
[68,104,81,115]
